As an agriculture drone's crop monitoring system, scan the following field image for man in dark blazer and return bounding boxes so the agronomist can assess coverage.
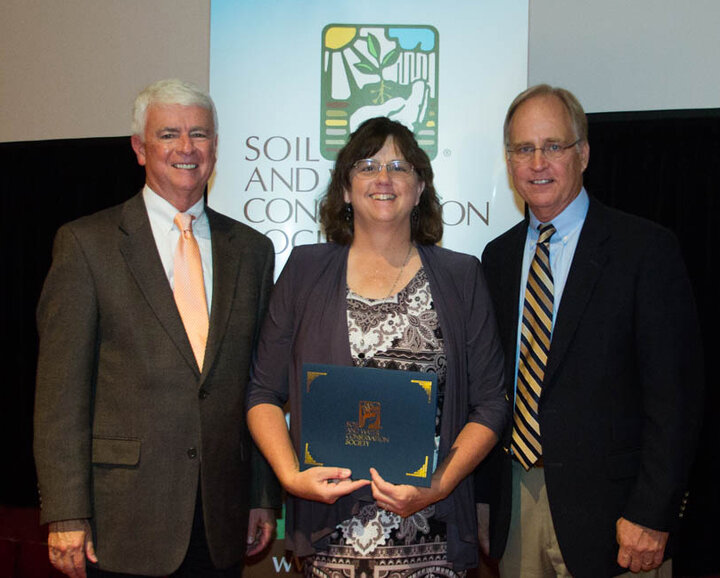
[34,79,280,577]
[477,84,703,577]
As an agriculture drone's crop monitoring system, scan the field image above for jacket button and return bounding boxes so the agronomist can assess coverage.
[199,388,209,399]
[187,447,198,459]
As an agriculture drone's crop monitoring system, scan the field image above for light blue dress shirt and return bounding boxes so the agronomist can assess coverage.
[512,188,590,402]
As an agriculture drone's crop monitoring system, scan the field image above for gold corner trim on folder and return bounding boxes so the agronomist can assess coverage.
[410,379,433,403]
[306,371,327,393]
[304,443,323,466]
[406,455,429,479]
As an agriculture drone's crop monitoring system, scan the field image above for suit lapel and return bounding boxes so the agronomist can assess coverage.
[497,223,527,385]
[544,199,609,386]
[118,194,199,374]
[201,208,241,383]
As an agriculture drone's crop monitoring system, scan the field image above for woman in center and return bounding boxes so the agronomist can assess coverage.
[247,116,507,575]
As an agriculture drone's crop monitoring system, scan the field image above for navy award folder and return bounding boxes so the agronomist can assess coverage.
[300,363,438,487]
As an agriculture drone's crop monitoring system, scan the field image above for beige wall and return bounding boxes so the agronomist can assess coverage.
[1,0,210,142]
[528,0,720,113]
[1,0,719,143]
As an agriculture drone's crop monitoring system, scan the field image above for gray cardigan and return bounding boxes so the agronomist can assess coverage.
[248,242,508,570]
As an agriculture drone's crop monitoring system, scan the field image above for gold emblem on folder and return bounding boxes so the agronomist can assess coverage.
[358,400,382,429]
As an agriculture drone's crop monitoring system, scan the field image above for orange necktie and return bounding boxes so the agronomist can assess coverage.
[173,212,209,371]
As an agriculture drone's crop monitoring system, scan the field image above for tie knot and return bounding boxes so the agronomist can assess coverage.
[174,212,195,233]
[538,223,556,244]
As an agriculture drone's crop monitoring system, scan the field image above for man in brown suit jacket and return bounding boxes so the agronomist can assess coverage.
[34,79,280,577]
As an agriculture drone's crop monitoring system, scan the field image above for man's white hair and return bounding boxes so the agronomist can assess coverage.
[131,78,218,139]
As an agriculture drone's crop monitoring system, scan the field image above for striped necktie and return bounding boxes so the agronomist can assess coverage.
[173,212,209,371]
[512,223,556,470]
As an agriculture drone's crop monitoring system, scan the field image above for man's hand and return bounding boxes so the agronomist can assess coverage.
[616,517,668,573]
[48,519,97,578]
[246,508,276,557]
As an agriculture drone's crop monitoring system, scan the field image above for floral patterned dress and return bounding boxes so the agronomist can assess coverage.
[306,268,466,578]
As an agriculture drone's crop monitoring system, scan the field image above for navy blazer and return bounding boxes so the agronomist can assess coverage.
[479,196,703,577]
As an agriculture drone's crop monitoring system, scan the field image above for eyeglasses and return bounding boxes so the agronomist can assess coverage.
[506,139,582,163]
[351,159,415,179]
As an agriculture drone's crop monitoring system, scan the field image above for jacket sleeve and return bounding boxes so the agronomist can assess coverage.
[34,225,98,524]
[246,248,306,411]
[248,241,283,509]
[621,228,704,530]
[464,257,510,438]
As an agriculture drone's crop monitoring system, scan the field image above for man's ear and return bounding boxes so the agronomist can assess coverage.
[131,134,146,166]
[580,141,590,173]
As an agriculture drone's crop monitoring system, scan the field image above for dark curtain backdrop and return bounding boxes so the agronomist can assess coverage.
[0,137,144,506]
[1,110,717,575]
[583,109,719,576]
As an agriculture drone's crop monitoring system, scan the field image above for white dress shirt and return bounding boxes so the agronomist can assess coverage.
[142,186,213,313]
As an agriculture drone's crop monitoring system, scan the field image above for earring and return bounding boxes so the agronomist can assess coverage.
[345,203,353,222]
[411,206,419,226]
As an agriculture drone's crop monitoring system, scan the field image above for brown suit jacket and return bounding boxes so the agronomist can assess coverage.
[34,193,280,574]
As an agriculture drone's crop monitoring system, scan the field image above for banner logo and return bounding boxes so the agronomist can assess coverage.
[321,24,439,159]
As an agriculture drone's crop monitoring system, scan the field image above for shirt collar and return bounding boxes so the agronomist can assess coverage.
[528,188,589,242]
[142,185,206,233]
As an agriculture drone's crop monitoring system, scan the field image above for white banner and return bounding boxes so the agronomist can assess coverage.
[210,4,528,573]
[210,2,528,278]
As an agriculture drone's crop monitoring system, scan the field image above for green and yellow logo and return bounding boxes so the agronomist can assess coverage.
[320,24,439,160]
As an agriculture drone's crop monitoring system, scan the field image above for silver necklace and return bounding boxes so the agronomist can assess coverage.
[385,245,414,299]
